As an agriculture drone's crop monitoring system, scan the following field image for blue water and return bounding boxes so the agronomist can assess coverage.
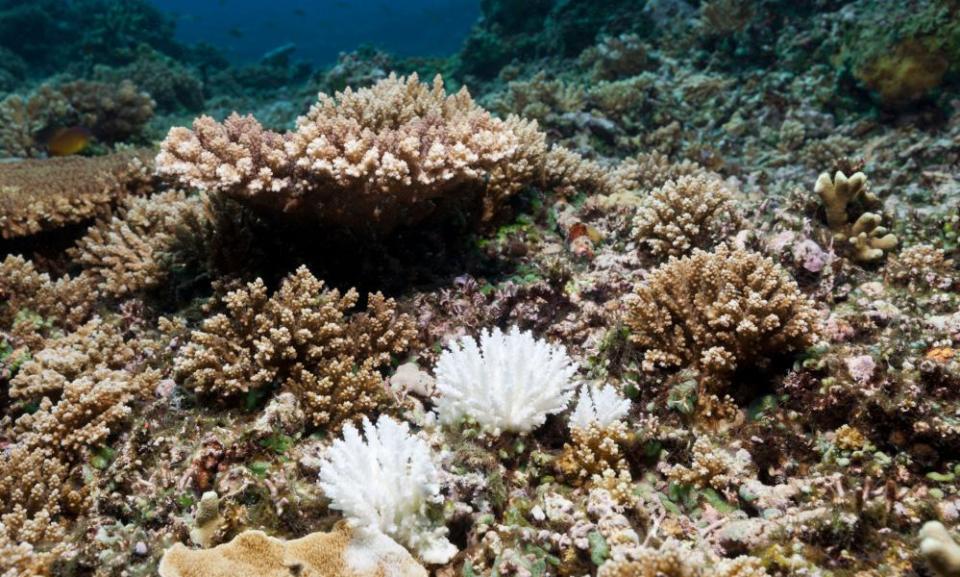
[151,0,482,66]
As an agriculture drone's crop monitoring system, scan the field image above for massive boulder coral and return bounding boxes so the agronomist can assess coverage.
[815,170,897,262]
[157,73,547,234]
[624,245,819,375]
[159,523,427,577]
[173,266,416,429]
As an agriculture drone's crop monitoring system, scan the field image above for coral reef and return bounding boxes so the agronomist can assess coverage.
[814,170,898,262]
[173,266,416,429]
[433,326,579,435]
[157,73,547,234]
[159,523,427,577]
[0,150,154,239]
[319,415,456,564]
[625,245,820,375]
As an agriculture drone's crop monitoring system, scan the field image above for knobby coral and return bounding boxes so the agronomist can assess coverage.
[625,245,819,375]
[633,174,739,258]
[318,415,456,564]
[157,73,547,234]
[174,265,416,429]
[433,326,579,435]
[814,171,897,262]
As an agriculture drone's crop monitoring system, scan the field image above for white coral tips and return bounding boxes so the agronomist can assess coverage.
[569,384,631,429]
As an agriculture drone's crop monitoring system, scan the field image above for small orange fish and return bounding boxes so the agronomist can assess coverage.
[45,126,92,157]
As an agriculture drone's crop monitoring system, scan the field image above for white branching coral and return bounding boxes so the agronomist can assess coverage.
[433,326,579,435]
[569,385,631,429]
[318,415,456,565]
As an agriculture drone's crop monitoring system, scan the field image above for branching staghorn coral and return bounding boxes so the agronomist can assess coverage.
[814,171,897,262]
[0,255,99,349]
[569,384,631,429]
[625,245,819,375]
[663,437,754,494]
[610,152,705,194]
[174,266,416,429]
[0,150,155,239]
[433,326,579,435]
[70,190,206,297]
[557,421,632,488]
[542,146,619,196]
[157,73,547,234]
[633,174,740,258]
[319,415,456,564]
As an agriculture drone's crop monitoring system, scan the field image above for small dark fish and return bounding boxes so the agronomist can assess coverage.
[293,8,306,16]
[44,126,92,157]
[333,1,349,7]
[227,27,244,38]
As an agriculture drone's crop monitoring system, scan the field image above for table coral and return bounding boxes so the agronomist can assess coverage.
[157,73,547,234]
[0,150,155,239]
[624,244,820,376]
[174,265,416,430]
[159,523,427,577]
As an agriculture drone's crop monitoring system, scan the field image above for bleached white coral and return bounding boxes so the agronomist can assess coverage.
[433,326,579,435]
[318,415,456,564]
[569,385,631,429]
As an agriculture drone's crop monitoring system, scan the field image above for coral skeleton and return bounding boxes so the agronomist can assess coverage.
[318,415,457,564]
[433,326,579,435]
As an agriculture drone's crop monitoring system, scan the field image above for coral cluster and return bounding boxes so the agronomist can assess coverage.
[157,73,547,233]
[815,171,898,262]
[173,266,416,429]
[625,245,820,375]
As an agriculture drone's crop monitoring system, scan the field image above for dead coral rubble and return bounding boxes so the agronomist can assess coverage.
[174,265,416,429]
[625,244,820,375]
[157,73,547,234]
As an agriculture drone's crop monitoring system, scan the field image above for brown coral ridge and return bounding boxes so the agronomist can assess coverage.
[0,149,156,239]
[157,73,547,235]
[159,523,427,577]
[625,244,819,376]
[174,265,417,430]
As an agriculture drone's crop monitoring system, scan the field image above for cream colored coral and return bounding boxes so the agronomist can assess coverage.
[557,422,632,487]
[815,171,897,262]
[159,523,427,577]
[71,190,206,297]
[633,174,739,258]
[886,243,954,291]
[157,73,546,233]
[921,522,960,577]
[625,244,819,374]
[664,437,754,493]
[174,266,416,429]
[609,152,704,193]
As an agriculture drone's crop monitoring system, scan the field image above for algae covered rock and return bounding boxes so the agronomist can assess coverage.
[159,523,427,577]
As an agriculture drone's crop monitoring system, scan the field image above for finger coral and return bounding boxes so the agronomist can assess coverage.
[157,73,547,234]
[919,521,960,577]
[318,415,456,564]
[0,150,155,239]
[624,245,819,375]
[814,171,897,262]
[433,326,579,435]
[71,190,206,297]
[159,523,427,577]
[633,174,740,258]
[174,265,416,429]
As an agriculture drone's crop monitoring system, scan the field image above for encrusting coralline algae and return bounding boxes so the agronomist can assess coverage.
[2,0,960,576]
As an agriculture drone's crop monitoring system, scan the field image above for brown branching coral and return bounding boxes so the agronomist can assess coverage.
[611,152,705,193]
[625,245,819,375]
[0,445,75,546]
[0,255,98,348]
[814,171,897,262]
[598,544,769,577]
[0,150,155,239]
[174,266,416,429]
[71,190,207,297]
[633,174,740,258]
[556,422,632,487]
[886,244,954,291]
[542,146,618,196]
[157,73,547,234]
